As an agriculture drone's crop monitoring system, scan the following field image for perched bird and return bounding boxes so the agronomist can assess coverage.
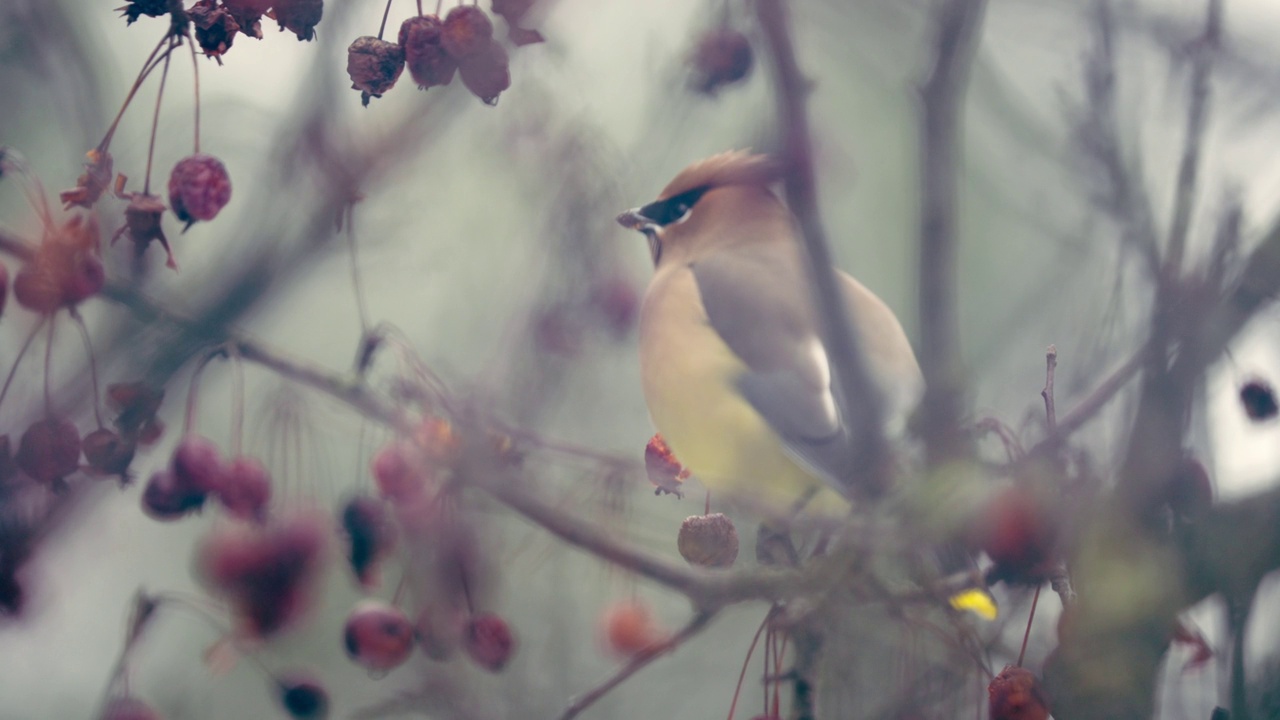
[617,151,924,520]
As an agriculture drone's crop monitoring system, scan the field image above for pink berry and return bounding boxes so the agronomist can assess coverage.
[217,456,273,521]
[371,440,429,502]
[464,612,515,672]
[141,470,208,520]
[441,6,494,58]
[172,436,225,494]
[343,600,416,671]
[99,697,162,720]
[15,418,81,484]
[168,154,232,228]
[399,15,456,89]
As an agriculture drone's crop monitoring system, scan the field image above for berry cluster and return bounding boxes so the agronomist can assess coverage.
[347,3,542,108]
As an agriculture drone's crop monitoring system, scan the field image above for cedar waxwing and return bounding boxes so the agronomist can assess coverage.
[618,151,924,519]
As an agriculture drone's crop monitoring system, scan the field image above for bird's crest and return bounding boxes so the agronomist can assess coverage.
[658,151,784,201]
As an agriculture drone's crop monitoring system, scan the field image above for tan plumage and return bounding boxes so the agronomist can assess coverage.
[621,151,923,518]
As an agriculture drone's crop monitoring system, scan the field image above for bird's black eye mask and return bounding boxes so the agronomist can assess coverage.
[638,186,709,227]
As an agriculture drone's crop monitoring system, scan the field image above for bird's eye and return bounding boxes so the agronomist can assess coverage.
[638,186,707,227]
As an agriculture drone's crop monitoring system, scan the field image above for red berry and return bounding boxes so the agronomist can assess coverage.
[601,600,665,657]
[141,470,208,520]
[83,428,136,477]
[276,675,328,719]
[442,6,494,58]
[346,36,405,106]
[12,263,63,314]
[464,612,515,672]
[677,513,739,568]
[371,439,430,502]
[988,665,1050,720]
[171,436,225,494]
[272,0,323,41]
[343,600,416,671]
[690,30,753,95]
[197,515,328,638]
[15,418,81,483]
[168,154,232,228]
[340,495,393,588]
[399,15,457,89]
[217,456,273,522]
[99,696,162,720]
[978,485,1057,582]
[458,40,510,105]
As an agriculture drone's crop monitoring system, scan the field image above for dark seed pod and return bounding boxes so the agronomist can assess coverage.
[346,36,406,106]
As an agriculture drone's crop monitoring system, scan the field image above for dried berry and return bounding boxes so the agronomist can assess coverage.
[60,149,114,210]
[276,675,329,719]
[272,0,324,41]
[988,665,1050,720]
[168,154,232,228]
[83,428,136,477]
[198,515,328,637]
[107,382,165,436]
[979,485,1058,583]
[16,418,81,484]
[217,456,272,522]
[141,470,208,520]
[399,15,457,89]
[690,30,753,95]
[677,513,739,568]
[190,0,240,60]
[343,600,416,671]
[112,190,176,270]
[601,599,665,657]
[458,40,510,105]
[464,612,515,672]
[1239,378,1278,421]
[340,495,393,588]
[119,0,169,25]
[645,434,688,497]
[346,36,406,107]
[99,697,162,720]
[442,6,494,58]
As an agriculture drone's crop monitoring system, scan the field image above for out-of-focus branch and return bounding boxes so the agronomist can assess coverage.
[915,0,987,466]
[1164,0,1222,276]
[754,0,891,497]
[557,610,717,720]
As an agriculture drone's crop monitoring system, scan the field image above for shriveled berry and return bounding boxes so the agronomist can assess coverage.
[340,495,393,588]
[276,675,329,719]
[119,0,168,25]
[601,599,665,657]
[112,192,176,269]
[690,30,753,95]
[458,40,510,105]
[13,263,63,314]
[190,0,240,59]
[399,15,457,89]
[60,150,115,210]
[141,470,207,520]
[346,36,405,106]
[16,418,81,484]
[988,665,1050,720]
[172,436,225,494]
[272,0,324,41]
[644,434,688,497]
[442,6,494,58]
[1240,379,1278,421]
[197,515,328,637]
[168,155,232,228]
[83,428,136,476]
[224,0,270,39]
[464,612,515,672]
[343,600,416,671]
[677,513,739,568]
[99,696,162,720]
[217,456,272,522]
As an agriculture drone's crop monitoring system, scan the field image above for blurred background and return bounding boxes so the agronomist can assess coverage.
[3,0,1280,717]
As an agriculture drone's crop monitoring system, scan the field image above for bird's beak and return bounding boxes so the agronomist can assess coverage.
[617,208,663,265]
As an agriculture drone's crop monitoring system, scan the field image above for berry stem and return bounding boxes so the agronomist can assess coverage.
[184,348,223,436]
[416,0,423,15]
[762,623,771,714]
[1016,583,1042,667]
[142,37,176,196]
[187,31,201,154]
[43,317,56,415]
[377,0,395,40]
[70,310,105,428]
[0,317,48,412]
[98,33,172,153]
[727,605,777,720]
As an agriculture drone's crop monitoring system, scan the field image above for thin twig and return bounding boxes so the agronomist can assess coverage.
[1041,345,1058,433]
[916,0,989,465]
[557,610,717,720]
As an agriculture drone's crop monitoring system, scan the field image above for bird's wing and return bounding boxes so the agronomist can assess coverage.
[689,242,860,489]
